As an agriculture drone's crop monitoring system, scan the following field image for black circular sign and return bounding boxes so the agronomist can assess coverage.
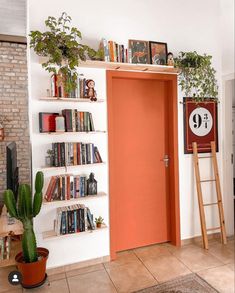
[8,270,22,286]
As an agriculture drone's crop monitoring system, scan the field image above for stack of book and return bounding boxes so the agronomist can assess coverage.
[56,204,96,235]
[62,110,95,132]
[0,236,11,260]
[45,174,92,202]
[51,142,102,167]
[51,74,90,99]
[99,38,129,63]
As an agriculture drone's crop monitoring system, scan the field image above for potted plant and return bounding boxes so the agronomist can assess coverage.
[4,171,47,288]
[174,51,218,102]
[29,12,103,95]
[95,216,104,228]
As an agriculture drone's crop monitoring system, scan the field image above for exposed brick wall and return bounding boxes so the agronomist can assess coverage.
[0,42,30,206]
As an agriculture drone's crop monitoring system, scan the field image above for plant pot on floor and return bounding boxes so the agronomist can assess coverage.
[15,247,49,288]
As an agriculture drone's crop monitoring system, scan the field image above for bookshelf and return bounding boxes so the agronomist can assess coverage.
[39,131,106,135]
[43,192,107,206]
[30,65,109,268]
[39,97,105,103]
[39,58,178,74]
[42,224,108,241]
[0,240,21,268]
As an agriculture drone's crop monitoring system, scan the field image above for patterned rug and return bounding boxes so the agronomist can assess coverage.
[133,274,218,293]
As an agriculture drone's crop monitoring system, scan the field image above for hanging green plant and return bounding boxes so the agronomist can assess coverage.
[29,12,103,94]
[174,51,218,102]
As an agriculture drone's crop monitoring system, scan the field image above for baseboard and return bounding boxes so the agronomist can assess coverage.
[181,233,234,246]
[46,255,110,276]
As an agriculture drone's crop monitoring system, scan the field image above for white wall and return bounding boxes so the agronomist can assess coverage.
[220,0,234,76]
[28,0,233,268]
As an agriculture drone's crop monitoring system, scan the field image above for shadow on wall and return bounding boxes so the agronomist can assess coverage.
[0,41,31,215]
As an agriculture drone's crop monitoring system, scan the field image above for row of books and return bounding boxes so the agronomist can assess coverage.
[45,174,93,202]
[62,110,95,132]
[55,204,96,235]
[99,38,129,63]
[0,236,11,260]
[51,142,102,167]
[51,74,90,99]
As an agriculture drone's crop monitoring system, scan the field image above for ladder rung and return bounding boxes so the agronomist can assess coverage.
[200,179,216,183]
[198,156,212,159]
[203,202,218,207]
[206,227,221,231]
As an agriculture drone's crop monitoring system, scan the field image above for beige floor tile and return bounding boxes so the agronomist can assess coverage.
[22,279,69,293]
[143,254,191,282]
[66,263,104,278]
[104,250,140,269]
[226,263,234,271]
[0,266,22,293]
[68,270,117,293]
[106,261,157,293]
[226,240,234,252]
[47,272,66,282]
[198,265,234,293]
[133,244,171,262]
[208,242,234,264]
[172,245,223,272]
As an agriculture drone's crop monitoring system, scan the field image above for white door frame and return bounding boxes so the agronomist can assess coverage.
[222,72,235,236]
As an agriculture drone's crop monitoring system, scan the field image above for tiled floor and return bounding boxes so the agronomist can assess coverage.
[0,238,234,293]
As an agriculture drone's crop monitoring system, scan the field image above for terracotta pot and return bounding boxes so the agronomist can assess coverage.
[96,223,102,228]
[15,247,49,288]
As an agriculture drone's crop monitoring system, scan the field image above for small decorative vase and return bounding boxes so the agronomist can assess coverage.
[55,116,65,132]
[87,173,97,195]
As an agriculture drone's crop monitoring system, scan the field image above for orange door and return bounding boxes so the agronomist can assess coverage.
[108,72,171,253]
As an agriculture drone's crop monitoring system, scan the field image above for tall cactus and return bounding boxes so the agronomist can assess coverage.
[4,171,44,263]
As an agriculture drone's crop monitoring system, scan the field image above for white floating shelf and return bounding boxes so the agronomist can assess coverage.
[39,97,105,103]
[39,131,106,135]
[43,192,107,207]
[38,58,178,74]
[42,224,108,241]
[39,162,106,171]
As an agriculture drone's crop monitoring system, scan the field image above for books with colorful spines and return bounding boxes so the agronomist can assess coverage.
[45,176,57,201]
[94,146,103,163]
[80,112,84,131]
[66,175,71,200]
[61,143,65,166]
[108,41,115,62]
[99,38,110,62]
[87,208,95,230]
[0,237,4,260]
[86,144,91,164]
[53,143,58,167]
[89,113,95,131]
[76,111,81,132]
[73,142,77,165]
[72,110,76,132]
[77,142,81,165]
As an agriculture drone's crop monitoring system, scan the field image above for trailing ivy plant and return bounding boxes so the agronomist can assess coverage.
[29,12,103,94]
[174,51,218,102]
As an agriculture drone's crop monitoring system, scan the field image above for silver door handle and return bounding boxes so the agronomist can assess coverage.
[161,155,169,167]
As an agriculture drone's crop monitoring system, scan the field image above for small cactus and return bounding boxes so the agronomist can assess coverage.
[4,171,44,263]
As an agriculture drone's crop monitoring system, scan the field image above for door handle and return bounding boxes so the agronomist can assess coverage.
[161,155,169,167]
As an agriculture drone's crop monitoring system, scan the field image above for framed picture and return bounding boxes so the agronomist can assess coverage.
[149,41,168,65]
[183,98,218,154]
[128,39,149,64]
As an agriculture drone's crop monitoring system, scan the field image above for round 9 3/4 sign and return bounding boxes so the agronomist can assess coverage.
[189,107,213,137]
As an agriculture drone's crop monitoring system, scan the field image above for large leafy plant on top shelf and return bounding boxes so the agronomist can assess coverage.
[4,172,44,263]
[174,51,218,102]
[29,12,103,94]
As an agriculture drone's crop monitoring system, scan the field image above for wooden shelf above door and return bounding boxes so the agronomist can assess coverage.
[38,58,178,74]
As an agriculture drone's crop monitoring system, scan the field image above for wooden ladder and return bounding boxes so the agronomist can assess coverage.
[192,141,227,249]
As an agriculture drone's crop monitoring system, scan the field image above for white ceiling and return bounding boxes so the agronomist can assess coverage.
[0,0,26,36]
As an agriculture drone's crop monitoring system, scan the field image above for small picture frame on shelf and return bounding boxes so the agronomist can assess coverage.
[128,39,149,64]
[149,41,168,65]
